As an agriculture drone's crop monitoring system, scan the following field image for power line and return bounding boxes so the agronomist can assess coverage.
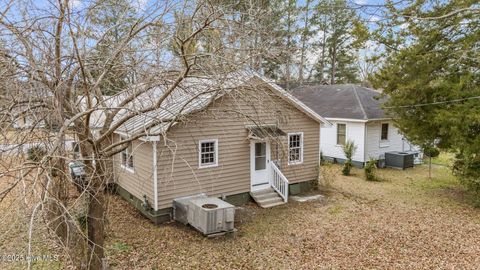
[384,96,480,108]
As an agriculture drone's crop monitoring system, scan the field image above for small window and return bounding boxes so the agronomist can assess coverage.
[381,123,389,140]
[121,137,134,171]
[199,139,218,168]
[337,124,346,145]
[288,133,303,165]
[254,142,267,170]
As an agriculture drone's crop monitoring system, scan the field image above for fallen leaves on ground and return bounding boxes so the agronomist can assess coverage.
[105,165,480,269]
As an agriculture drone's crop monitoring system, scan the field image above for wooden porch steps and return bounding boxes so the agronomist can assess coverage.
[250,188,286,208]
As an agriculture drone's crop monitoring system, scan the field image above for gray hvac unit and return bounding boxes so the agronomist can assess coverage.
[405,150,423,165]
[173,193,207,225]
[377,154,386,168]
[385,151,414,169]
[187,197,235,235]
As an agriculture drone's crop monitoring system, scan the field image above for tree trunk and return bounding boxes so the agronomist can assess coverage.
[299,0,311,84]
[429,156,432,179]
[87,168,106,270]
[330,50,336,84]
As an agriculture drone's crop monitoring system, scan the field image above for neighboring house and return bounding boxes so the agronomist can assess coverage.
[9,87,52,129]
[96,71,329,224]
[292,84,420,167]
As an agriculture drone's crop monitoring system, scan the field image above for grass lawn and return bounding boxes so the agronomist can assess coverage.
[2,165,480,269]
[430,152,456,166]
[103,165,480,269]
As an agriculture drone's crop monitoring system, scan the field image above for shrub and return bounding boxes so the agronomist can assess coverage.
[318,161,335,188]
[27,145,46,162]
[342,160,352,176]
[341,140,357,176]
[453,153,480,205]
[423,146,440,159]
[365,158,378,181]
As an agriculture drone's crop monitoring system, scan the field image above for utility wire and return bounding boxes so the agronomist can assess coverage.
[384,96,480,108]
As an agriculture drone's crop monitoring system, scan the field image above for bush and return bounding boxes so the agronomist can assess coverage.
[342,161,352,176]
[318,162,335,188]
[423,146,440,158]
[365,158,378,181]
[453,153,480,205]
[27,145,46,162]
[341,140,357,176]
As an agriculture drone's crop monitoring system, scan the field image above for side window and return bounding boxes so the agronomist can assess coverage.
[337,124,346,145]
[288,133,303,165]
[121,137,134,171]
[381,123,389,141]
[199,139,218,168]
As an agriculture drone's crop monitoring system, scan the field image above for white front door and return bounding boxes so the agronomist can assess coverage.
[250,141,270,191]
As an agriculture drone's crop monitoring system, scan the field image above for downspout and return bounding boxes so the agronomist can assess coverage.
[364,121,368,165]
[153,141,158,211]
[319,124,322,163]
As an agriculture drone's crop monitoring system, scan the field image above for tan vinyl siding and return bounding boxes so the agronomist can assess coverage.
[113,134,155,204]
[156,85,320,209]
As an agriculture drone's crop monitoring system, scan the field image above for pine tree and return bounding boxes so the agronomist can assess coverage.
[298,0,314,84]
[87,0,138,95]
[371,0,480,192]
[311,0,367,84]
[261,0,299,88]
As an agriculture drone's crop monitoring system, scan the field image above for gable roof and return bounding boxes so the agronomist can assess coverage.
[84,71,329,136]
[291,84,388,120]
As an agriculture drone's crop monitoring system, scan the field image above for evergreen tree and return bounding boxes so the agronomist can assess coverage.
[262,0,299,88]
[87,0,138,95]
[372,0,480,192]
[311,0,368,84]
[298,0,315,84]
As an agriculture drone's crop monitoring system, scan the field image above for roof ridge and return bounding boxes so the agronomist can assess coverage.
[351,85,368,119]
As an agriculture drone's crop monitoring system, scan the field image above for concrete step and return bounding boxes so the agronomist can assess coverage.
[250,188,286,208]
[250,188,275,196]
[257,196,283,205]
[254,192,279,201]
[260,200,286,208]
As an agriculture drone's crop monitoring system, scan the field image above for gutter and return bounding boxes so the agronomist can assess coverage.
[325,117,368,123]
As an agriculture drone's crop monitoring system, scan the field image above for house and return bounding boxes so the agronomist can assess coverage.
[291,84,420,167]
[7,86,52,129]
[106,72,329,224]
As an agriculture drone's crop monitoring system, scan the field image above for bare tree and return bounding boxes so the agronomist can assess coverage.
[0,0,275,269]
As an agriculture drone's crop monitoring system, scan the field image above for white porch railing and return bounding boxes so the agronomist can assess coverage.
[269,162,289,202]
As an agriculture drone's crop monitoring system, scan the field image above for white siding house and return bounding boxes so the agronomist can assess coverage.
[293,84,421,167]
[320,119,365,164]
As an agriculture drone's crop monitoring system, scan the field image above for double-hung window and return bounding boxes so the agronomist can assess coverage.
[288,133,303,165]
[121,137,134,171]
[381,123,389,141]
[337,123,346,145]
[199,139,218,168]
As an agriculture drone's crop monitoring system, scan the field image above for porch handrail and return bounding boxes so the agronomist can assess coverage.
[270,162,289,202]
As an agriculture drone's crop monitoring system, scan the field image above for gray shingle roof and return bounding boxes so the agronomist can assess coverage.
[291,84,388,120]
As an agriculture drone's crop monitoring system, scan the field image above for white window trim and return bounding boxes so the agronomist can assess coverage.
[380,122,390,142]
[120,164,135,173]
[120,136,135,173]
[198,139,219,169]
[288,132,304,165]
[336,123,347,147]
